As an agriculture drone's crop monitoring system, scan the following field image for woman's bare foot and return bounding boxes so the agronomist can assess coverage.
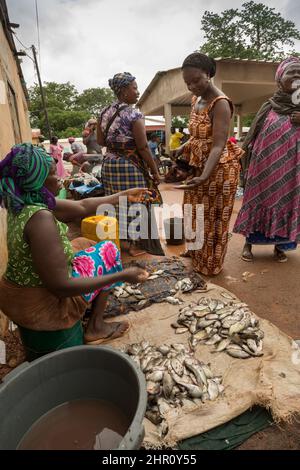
[128,242,146,257]
[241,243,253,262]
[84,291,130,344]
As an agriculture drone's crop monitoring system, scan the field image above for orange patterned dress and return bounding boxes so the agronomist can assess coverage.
[183,96,244,276]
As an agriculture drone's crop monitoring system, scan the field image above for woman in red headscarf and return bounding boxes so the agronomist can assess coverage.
[234,57,300,262]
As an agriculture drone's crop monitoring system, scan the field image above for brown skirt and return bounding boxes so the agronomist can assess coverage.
[0,277,87,331]
[0,238,94,331]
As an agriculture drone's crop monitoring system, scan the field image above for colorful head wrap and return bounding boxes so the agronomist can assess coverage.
[0,143,56,213]
[275,57,300,82]
[108,72,136,96]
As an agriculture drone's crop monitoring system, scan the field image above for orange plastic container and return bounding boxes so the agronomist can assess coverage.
[81,215,120,249]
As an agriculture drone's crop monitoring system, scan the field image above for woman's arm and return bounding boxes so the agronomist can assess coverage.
[24,210,148,298]
[82,129,93,146]
[97,119,105,146]
[54,188,150,222]
[132,119,160,182]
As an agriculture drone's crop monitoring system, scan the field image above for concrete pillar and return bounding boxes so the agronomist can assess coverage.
[237,114,243,140]
[229,113,235,137]
[164,103,172,155]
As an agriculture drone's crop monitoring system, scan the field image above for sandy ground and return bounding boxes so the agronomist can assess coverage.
[1,182,299,449]
[123,183,300,450]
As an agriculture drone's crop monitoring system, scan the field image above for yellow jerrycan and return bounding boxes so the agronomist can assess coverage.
[81,215,120,249]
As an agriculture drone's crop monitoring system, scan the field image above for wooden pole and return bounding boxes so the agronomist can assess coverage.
[31,45,51,140]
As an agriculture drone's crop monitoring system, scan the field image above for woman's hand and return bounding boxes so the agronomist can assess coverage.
[153,173,161,186]
[290,112,300,126]
[123,188,152,203]
[123,267,149,284]
[173,176,206,190]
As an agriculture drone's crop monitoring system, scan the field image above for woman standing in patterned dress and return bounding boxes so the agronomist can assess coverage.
[175,53,243,276]
[97,72,164,256]
[234,57,300,263]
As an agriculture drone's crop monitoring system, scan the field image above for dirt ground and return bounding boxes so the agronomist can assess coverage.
[1,183,299,449]
[132,184,300,450]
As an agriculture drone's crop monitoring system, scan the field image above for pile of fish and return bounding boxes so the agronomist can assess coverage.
[172,294,264,359]
[113,271,196,307]
[113,284,147,306]
[122,341,224,437]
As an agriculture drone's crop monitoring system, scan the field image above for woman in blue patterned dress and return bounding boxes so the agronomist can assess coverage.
[98,72,164,256]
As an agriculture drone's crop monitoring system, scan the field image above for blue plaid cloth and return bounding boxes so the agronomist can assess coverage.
[101,156,147,240]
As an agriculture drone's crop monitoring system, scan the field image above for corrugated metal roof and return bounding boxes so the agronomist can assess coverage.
[138,57,280,107]
[214,57,280,64]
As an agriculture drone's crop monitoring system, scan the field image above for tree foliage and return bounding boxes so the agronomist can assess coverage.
[28,82,114,138]
[172,116,189,128]
[200,1,300,60]
[75,88,114,116]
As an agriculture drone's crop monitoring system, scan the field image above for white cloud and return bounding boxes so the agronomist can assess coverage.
[7,0,300,94]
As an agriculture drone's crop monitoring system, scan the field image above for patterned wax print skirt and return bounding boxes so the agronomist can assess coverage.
[71,240,123,302]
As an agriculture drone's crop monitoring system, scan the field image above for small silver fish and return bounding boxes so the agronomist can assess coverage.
[226,347,250,359]
[158,345,170,355]
[246,339,258,353]
[165,296,182,305]
[189,336,198,351]
[147,370,164,382]
[146,410,162,425]
[147,381,161,395]
[208,299,218,312]
[205,314,219,321]
[221,291,236,300]
[201,364,214,379]
[176,381,203,398]
[175,327,189,335]
[205,334,222,346]
[171,358,184,376]
[197,319,216,328]
[215,338,232,352]
[194,330,208,341]
[189,319,198,334]
[184,360,205,388]
[207,379,219,401]
[171,343,188,353]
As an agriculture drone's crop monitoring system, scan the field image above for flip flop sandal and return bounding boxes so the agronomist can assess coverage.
[274,248,287,263]
[241,251,253,262]
[85,321,130,345]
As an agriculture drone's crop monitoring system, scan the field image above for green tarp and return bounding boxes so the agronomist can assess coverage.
[179,407,273,450]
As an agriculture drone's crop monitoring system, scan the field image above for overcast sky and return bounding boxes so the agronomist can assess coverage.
[7,0,300,95]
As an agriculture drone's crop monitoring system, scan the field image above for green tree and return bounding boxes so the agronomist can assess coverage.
[75,88,114,115]
[172,116,189,128]
[200,2,300,60]
[200,9,245,58]
[28,82,114,138]
[242,114,255,128]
